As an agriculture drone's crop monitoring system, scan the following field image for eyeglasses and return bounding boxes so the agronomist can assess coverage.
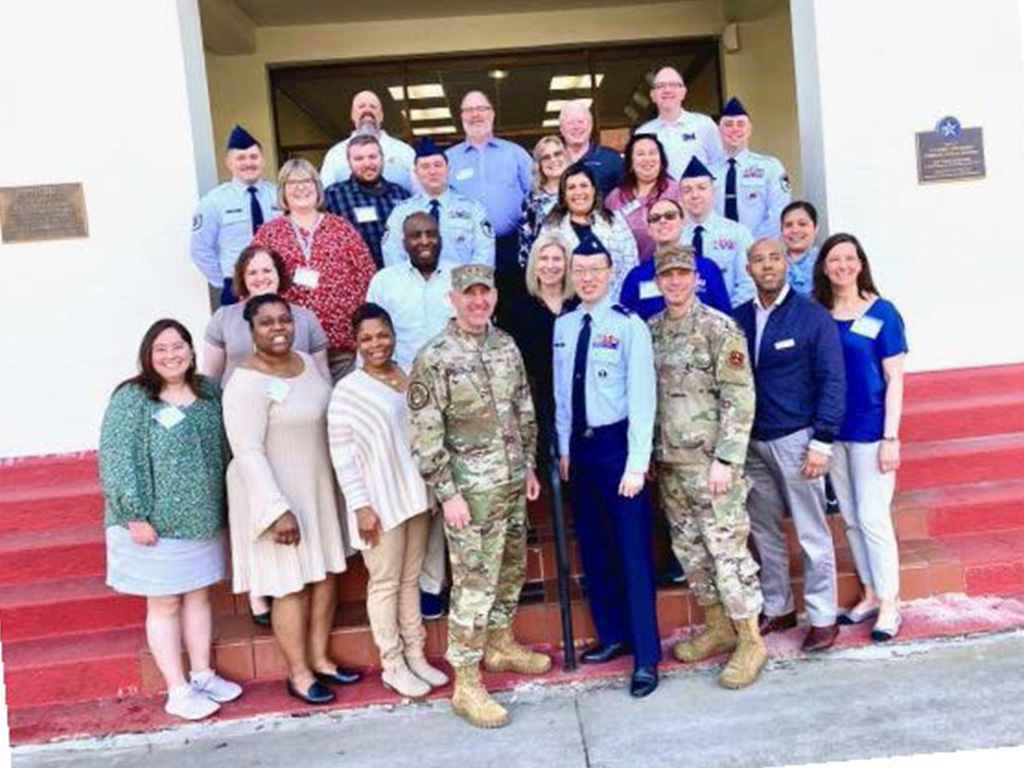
[647,211,681,224]
[540,151,566,162]
[652,81,684,91]
[284,178,316,188]
[461,105,493,114]
[571,266,610,278]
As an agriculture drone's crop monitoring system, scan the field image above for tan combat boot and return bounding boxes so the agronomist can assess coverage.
[673,602,737,662]
[718,616,768,689]
[483,626,553,675]
[451,663,509,728]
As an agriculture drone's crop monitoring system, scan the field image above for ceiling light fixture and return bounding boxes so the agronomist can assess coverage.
[388,84,445,101]
[412,125,457,136]
[545,98,593,113]
[549,74,605,91]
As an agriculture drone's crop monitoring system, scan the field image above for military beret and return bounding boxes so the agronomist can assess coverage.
[451,263,495,292]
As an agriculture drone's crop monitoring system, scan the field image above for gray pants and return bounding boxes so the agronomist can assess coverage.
[746,427,838,626]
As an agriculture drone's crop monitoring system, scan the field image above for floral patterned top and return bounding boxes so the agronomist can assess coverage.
[99,378,226,539]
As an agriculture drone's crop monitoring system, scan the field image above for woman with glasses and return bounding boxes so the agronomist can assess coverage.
[517,135,570,268]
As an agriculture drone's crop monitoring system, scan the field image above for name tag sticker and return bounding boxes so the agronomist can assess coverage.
[154,406,185,430]
[353,206,378,223]
[294,267,320,289]
[455,167,475,181]
[267,379,291,403]
[638,280,663,300]
[620,198,642,216]
[851,316,883,339]
[774,338,796,350]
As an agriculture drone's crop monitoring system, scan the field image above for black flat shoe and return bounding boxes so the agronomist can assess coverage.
[286,678,336,705]
[251,611,271,628]
[580,642,630,664]
[630,665,659,698]
[314,668,362,686]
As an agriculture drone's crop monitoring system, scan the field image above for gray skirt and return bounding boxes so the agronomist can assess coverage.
[106,525,227,597]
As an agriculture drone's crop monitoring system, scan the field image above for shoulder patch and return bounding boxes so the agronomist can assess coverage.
[407,381,430,411]
[611,304,634,316]
[192,213,203,231]
[727,350,746,370]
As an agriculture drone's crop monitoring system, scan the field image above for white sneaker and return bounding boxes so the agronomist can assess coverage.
[165,684,220,720]
[190,669,244,703]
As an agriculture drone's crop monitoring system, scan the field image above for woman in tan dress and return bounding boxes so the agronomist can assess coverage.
[223,293,360,705]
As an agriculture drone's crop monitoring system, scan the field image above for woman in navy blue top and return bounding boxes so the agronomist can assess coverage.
[814,233,908,642]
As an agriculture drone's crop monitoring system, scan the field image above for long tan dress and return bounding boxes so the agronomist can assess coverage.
[223,352,348,598]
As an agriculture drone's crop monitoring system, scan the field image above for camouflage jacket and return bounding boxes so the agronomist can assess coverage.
[649,299,755,465]
[408,319,538,501]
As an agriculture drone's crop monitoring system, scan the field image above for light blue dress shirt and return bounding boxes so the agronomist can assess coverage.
[320,130,419,194]
[380,189,495,268]
[680,213,756,307]
[712,148,791,238]
[446,137,532,237]
[190,179,280,286]
[552,295,655,473]
[636,110,725,182]
[787,245,818,295]
[365,260,456,372]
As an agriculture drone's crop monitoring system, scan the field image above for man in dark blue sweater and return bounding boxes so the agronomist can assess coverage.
[733,236,846,652]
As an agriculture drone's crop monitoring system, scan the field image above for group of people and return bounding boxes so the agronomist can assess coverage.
[98,64,908,729]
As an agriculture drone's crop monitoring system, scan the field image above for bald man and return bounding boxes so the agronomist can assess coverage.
[636,66,724,181]
[559,100,624,196]
[321,90,418,193]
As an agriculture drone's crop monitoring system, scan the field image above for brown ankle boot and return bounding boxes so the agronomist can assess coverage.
[673,603,737,662]
[483,626,552,675]
[718,616,768,689]
[451,663,509,728]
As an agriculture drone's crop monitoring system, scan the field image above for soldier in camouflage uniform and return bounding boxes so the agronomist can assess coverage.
[408,263,549,729]
[649,242,768,689]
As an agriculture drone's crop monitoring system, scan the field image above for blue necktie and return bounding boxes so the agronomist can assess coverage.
[248,186,264,235]
[724,159,739,222]
[429,199,441,222]
[572,314,592,437]
[692,225,705,258]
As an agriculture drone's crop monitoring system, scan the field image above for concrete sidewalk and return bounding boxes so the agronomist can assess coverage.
[14,630,1024,768]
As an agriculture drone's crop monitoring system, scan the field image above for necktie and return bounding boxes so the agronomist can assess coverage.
[692,225,705,258]
[247,186,264,235]
[429,198,441,222]
[572,314,592,437]
[724,159,739,222]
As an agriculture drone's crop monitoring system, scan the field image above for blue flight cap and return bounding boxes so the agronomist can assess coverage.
[680,156,715,181]
[573,235,606,256]
[721,97,749,118]
[414,138,446,160]
[227,125,260,151]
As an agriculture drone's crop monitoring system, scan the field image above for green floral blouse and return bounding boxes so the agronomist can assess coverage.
[99,378,227,539]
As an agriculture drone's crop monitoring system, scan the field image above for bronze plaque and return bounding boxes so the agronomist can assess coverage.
[0,183,89,243]
[916,116,986,184]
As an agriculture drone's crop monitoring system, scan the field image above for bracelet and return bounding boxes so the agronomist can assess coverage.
[882,436,900,443]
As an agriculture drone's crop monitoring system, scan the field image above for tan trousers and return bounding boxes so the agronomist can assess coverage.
[362,512,430,663]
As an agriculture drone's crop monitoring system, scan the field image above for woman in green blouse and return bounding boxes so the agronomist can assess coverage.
[100,319,242,721]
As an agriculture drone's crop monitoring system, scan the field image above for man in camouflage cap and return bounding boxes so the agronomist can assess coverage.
[649,242,767,689]
[408,263,548,728]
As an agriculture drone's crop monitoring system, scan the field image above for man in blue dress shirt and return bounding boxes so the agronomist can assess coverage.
[553,240,661,698]
[560,100,624,196]
[713,97,791,238]
[190,125,280,307]
[382,138,495,269]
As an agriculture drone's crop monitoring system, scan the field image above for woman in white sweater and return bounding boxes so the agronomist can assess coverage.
[327,303,449,698]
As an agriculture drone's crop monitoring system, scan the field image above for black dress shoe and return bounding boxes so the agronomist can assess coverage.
[286,678,336,704]
[580,642,630,664]
[758,611,798,636]
[629,665,659,698]
[314,668,362,686]
[251,611,271,629]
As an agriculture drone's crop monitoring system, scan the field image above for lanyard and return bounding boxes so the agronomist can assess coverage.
[289,214,323,264]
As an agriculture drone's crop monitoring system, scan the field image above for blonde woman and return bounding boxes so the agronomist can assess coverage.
[517,135,569,267]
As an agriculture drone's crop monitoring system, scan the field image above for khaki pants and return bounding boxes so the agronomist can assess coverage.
[362,513,430,663]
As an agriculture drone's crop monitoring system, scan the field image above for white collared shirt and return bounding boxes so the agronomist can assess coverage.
[754,283,791,365]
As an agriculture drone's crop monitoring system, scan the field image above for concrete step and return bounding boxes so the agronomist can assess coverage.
[902,391,1024,442]
[0,477,103,535]
[903,364,1024,401]
[898,433,1024,490]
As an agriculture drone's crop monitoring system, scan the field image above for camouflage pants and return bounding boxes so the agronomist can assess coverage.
[444,481,527,665]
[658,461,763,619]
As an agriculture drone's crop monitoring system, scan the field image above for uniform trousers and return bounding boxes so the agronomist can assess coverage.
[362,513,430,663]
[569,421,661,666]
[829,440,900,600]
[443,480,527,666]
[745,427,838,626]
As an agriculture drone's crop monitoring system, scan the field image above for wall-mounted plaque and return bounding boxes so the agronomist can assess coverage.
[0,183,89,243]
[916,116,985,184]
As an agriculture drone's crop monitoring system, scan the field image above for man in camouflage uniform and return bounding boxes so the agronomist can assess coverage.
[408,263,549,728]
[649,242,767,689]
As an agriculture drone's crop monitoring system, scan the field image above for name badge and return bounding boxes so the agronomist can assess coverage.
[774,338,796,350]
[294,266,320,289]
[267,379,291,403]
[455,167,475,181]
[154,406,185,430]
[638,280,662,300]
[851,315,883,339]
[620,198,642,216]
[354,206,378,224]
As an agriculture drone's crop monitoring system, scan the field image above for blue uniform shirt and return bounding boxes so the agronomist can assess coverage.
[618,255,732,319]
[834,298,908,442]
[681,213,755,307]
[713,149,791,238]
[787,246,818,295]
[446,137,532,237]
[576,144,625,196]
[553,296,656,472]
[190,179,280,286]
[381,189,495,268]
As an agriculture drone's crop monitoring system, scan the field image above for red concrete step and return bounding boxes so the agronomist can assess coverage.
[903,364,1024,401]
[0,452,98,489]
[0,477,103,535]
[0,525,105,586]
[902,391,1024,442]
[897,433,1024,490]
[942,529,1024,596]
[899,479,1024,539]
